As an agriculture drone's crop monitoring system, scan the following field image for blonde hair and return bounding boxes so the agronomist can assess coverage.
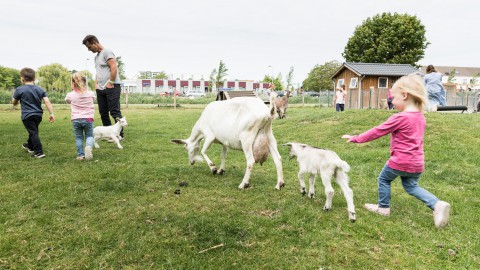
[393,74,427,112]
[72,72,87,93]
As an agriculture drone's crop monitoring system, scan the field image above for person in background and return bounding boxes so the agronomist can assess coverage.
[82,34,124,140]
[12,67,55,158]
[387,88,394,110]
[65,72,96,160]
[342,74,451,228]
[424,65,447,111]
[334,84,346,112]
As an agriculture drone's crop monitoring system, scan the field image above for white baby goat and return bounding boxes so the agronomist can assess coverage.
[94,117,128,149]
[285,142,356,222]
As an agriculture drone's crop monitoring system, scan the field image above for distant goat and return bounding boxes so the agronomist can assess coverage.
[284,142,356,222]
[172,93,284,190]
[274,91,292,119]
[94,117,128,149]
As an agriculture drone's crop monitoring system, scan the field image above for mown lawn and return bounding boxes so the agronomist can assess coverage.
[0,104,479,269]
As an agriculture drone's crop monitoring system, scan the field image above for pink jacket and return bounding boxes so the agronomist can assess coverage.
[349,112,426,173]
[65,90,95,120]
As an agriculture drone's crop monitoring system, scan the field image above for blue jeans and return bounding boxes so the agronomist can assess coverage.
[377,165,439,210]
[72,119,94,157]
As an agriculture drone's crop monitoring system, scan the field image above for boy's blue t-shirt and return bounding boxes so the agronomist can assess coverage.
[12,85,48,120]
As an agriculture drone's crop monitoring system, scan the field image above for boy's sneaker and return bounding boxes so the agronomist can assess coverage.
[433,201,451,228]
[85,146,93,160]
[22,143,34,154]
[33,152,46,159]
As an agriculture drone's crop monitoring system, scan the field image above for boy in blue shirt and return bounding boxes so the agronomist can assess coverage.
[12,68,55,158]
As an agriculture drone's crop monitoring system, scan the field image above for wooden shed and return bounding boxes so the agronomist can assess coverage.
[331,62,420,109]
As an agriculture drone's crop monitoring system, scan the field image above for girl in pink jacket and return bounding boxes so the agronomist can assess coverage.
[342,74,450,228]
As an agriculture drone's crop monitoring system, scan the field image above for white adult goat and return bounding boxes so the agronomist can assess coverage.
[93,117,128,149]
[171,94,284,190]
[284,142,356,222]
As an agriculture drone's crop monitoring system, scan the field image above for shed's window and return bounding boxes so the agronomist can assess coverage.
[337,79,344,88]
[349,78,358,88]
[378,77,388,88]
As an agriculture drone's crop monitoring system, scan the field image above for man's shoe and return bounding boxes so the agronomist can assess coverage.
[33,152,46,159]
[22,143,34,154]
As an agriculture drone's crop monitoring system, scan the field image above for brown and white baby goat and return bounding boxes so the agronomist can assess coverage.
[284,142,356,222]
[274,91,292,119]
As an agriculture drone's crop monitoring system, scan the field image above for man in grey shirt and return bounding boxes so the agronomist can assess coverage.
[82,35,124,139]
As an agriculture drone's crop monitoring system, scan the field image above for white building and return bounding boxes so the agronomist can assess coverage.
[121,79,272,95]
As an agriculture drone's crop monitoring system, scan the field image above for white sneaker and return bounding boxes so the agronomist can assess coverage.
[85,146,93,160]
[364,203,390,216]
[433,201,451,228]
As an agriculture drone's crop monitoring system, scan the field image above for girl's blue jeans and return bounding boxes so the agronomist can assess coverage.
[72,119,94,157]
[377,164,439,210]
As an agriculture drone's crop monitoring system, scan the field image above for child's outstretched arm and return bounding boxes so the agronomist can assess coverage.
[341,135,355,142]
[341,115,400,143]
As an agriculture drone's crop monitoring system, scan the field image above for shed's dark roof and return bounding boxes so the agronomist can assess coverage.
[332,62,421,78]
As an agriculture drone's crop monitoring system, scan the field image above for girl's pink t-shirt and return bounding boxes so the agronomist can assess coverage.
[65,90,95,120]
[349,111,426,173]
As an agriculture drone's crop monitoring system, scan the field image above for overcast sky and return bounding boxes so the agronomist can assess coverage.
[1,0,478,86]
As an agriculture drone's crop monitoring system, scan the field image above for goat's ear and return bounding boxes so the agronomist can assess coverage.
[115,117,120,121]
[282,142,293,147]
[171,139,186,145]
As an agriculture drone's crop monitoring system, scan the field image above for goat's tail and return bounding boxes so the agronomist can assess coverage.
[336,159,350,173]
[334,159,350,184]
[268,92,278,118]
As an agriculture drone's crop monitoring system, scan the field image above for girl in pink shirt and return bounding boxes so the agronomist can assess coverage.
[342,74,450,228]
[65,72,95,160]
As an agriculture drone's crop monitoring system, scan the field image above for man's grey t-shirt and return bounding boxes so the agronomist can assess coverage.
[13,85,47,120]
[94,48,120,90]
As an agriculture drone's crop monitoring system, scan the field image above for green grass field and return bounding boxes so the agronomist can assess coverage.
[1,104,479,269]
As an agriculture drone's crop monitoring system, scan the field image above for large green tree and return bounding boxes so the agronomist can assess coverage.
[302,61,341,91]
[0,66,21,90]
[342,12,429,66]
[37,63,71,92]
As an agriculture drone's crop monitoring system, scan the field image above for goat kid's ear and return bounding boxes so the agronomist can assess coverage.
[171,139,187,145]
[282,142,293,147]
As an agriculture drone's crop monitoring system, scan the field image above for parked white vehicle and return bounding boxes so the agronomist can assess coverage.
[185,91,206,99]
